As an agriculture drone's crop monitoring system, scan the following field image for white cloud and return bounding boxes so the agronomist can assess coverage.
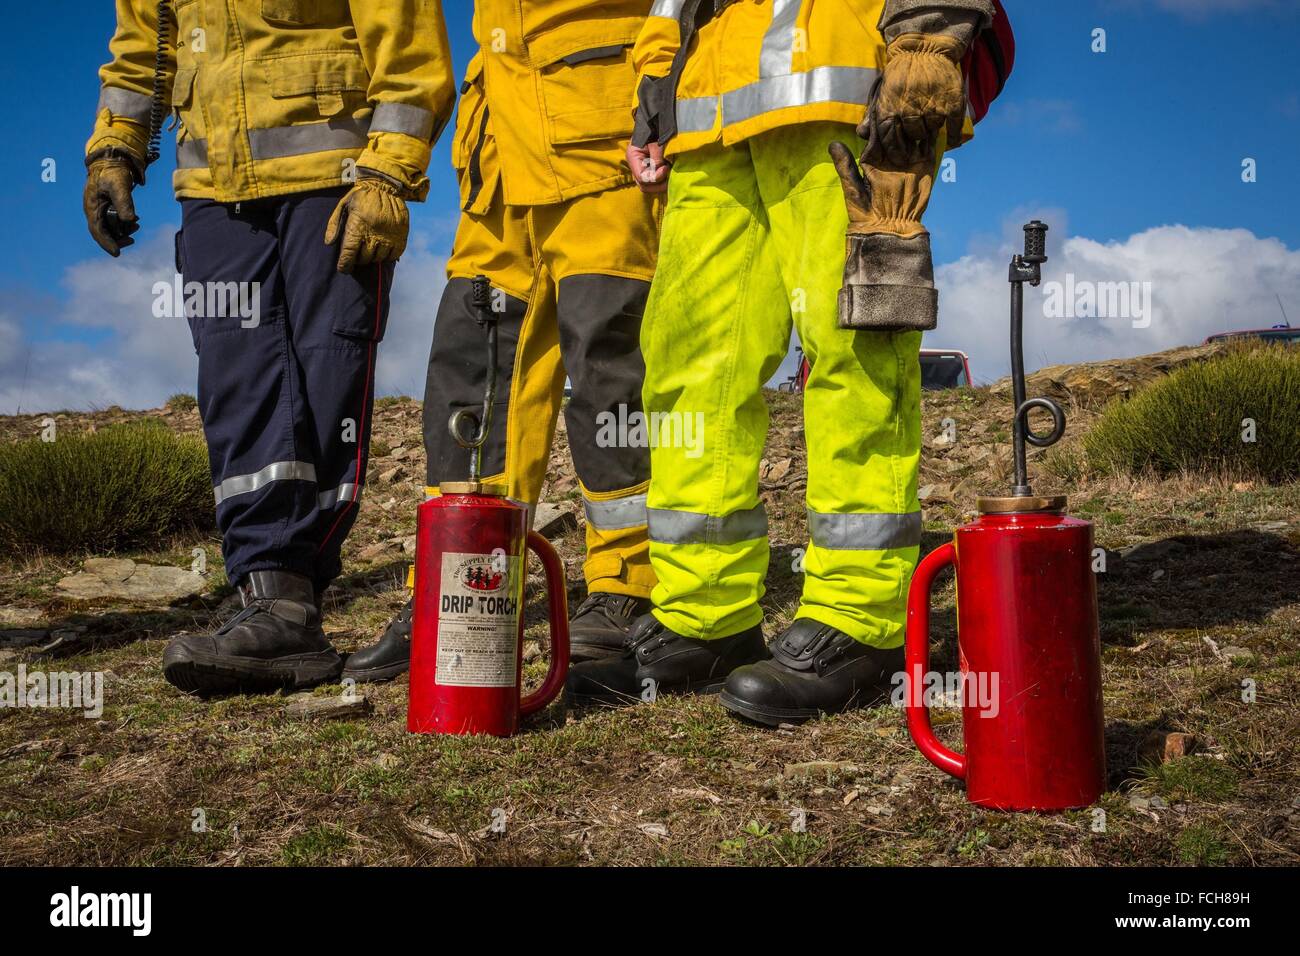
[0,226,448,414]
[932,222,1300,384]
[7,220,1298,413]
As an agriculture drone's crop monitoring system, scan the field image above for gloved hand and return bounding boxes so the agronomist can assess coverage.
[83,149,143,257]
[829,141,938,332]
[858,33,966,168]
[325,170,410,274]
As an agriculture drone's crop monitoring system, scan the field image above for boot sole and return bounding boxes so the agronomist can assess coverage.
[719,684,895,727]
[719,690,821,727]
[163,644,343,697]
[566,677,727,709]
[341,659,409,684]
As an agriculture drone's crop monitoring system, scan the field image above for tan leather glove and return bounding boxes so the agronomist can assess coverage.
[83,149,143,257]
[859,33,966,168]
[324,170,410,274]
[829,141,937,332]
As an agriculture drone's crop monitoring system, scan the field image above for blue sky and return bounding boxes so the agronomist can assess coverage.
[1,0,1298,411]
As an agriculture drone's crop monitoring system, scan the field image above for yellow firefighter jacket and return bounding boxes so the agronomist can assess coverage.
[87,0,457,203]
[454,0,655,210]
[634,0,974,158]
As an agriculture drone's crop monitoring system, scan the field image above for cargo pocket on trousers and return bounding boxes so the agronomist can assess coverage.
[330,262,394,345]
[174,229,201,355]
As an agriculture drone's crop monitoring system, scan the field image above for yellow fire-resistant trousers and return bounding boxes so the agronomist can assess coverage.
[423,183,662,597]
[642,123,922,647]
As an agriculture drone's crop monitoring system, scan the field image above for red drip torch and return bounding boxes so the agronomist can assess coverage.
[408,276,570,736]
[904,222,1107,811]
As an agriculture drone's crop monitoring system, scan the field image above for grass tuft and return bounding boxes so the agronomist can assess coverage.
[0,422,213,555]
[1082,345,1300,482]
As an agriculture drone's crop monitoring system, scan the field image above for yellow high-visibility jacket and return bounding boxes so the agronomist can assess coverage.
[454,0,655,210]
[88,0,457,203]
[635,0,975,158]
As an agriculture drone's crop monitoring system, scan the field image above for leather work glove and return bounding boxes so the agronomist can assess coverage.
[859,33,967,168]
[829,141,938,333]
[325,170,410,274]
[83,149,144,257]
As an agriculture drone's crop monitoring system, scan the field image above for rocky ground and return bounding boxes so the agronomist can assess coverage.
[1,346,1297,866]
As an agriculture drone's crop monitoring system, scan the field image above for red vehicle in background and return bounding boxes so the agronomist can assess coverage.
[782,348,974,393]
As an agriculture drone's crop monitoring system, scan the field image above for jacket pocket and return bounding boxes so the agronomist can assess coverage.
[451,54,486,172]
[262,1,347,26]
[529,22,640,145]
[171,68,206,153]
[265,51,371,119]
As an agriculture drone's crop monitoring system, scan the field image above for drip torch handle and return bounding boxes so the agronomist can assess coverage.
[1008,221,1065,496]
[904,542,967,780]
[447,275,499,481]
[519,531,570,717]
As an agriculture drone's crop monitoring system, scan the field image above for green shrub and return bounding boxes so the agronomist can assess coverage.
[0,422,214,555]
[165,393,198,412]
[1083,346,1300,482]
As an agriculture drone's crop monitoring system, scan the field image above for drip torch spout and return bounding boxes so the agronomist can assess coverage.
[1007,221,1066,497]
[448,275,499,482]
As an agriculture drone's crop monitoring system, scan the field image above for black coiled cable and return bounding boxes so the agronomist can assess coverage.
[146,0,174,166]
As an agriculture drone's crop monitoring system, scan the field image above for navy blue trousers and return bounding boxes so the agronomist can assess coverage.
[176,189,392,591]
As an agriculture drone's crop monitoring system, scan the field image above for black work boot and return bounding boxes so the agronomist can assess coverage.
[566,613,765,707]
[720,618,903,726]
[568,592,653,663]
[343,599,412,683]
[163,570,343,696]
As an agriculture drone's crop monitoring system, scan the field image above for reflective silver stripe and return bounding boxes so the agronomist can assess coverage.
[649,0,687,16]
[248,118,370,160]
[722,65,879,126]
[648,504,767,545]
[760,0,803,78]
[584,493,649,531]
[318,482,361,510]
[176,138,208,169]
[807,509,922,551]
[676,95,719,134]
[371,102,436,141]
[98,86,153,124]
[213,461,316,506]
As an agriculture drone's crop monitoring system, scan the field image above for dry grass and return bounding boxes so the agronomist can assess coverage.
[1,386,1298,866]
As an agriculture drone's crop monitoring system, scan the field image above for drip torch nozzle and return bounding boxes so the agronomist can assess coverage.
[448,275,499,482]
[1007,222,1065,497]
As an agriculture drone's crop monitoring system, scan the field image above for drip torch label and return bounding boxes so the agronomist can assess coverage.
[436,551,521,688]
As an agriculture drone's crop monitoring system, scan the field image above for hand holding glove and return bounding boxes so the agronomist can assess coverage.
[829,141,937,332]
[325,170,411,274]
[83,149,143,257]
[858,33,966,168]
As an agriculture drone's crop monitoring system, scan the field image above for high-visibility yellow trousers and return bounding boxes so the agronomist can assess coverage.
[641,122,922,646]
[422,184,662,597]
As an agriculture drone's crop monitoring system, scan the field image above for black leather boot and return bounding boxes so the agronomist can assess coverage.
[568,592,653,663]
[343,599,412,683]
[163,570,343,696]
[566,613,765,706]
[720,618,903,726]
